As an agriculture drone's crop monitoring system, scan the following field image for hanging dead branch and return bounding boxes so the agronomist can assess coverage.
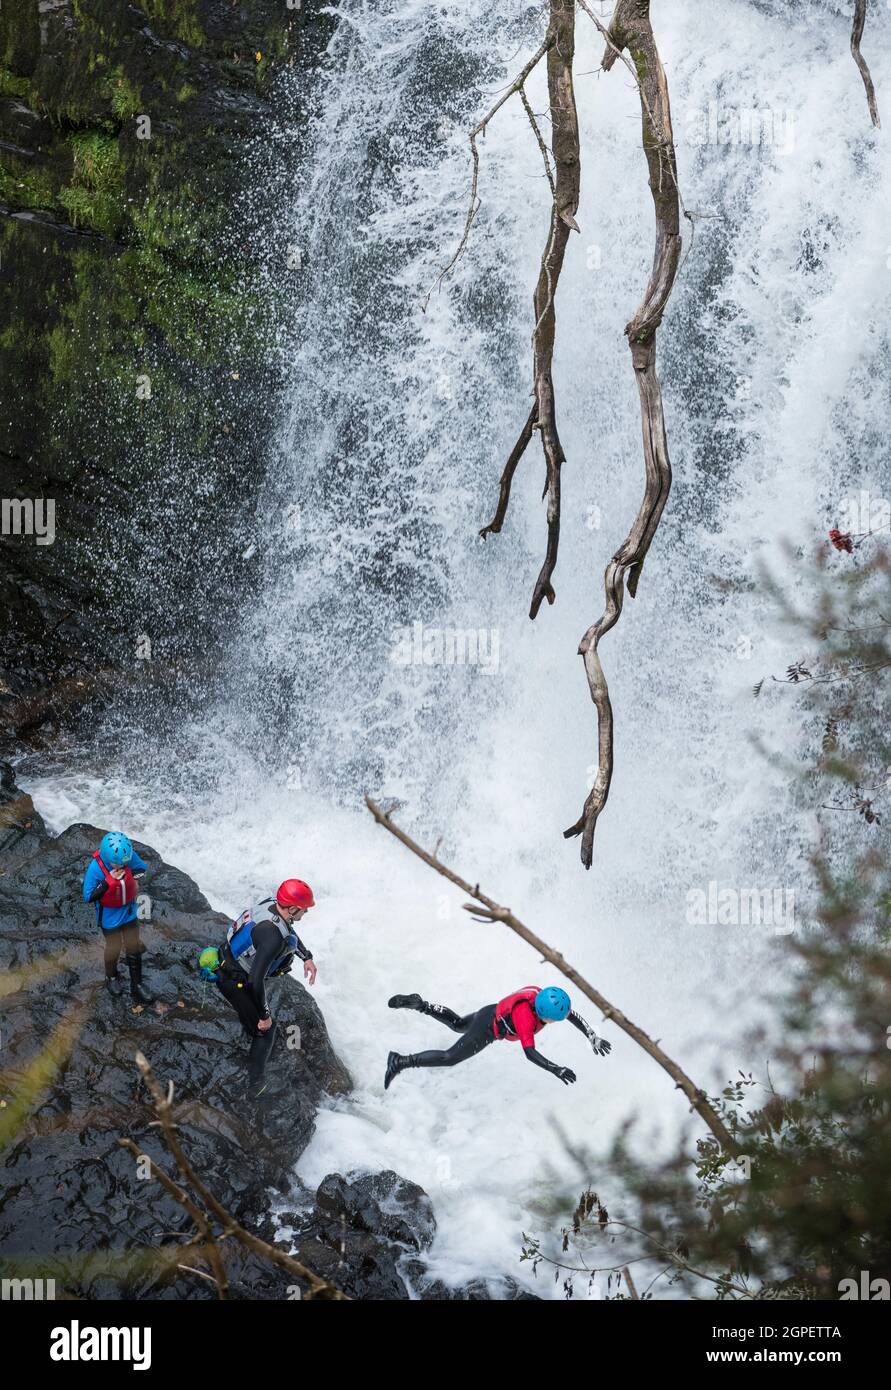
[365,796,739,1155]
[119,1051,349,1300]
[422,35,554,310]
[565,0,681,868]
[851,0,881,129]
[479,0,581,619]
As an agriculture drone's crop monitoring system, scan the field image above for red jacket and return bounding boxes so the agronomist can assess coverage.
[494,986,545,1048]
[92,852,138,909]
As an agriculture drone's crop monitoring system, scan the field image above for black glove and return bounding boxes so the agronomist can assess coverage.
[591,1036,612,1057]
[554,1066,577,1085]
[88,880,107,902]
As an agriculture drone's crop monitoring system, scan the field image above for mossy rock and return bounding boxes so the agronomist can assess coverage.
[0,0,321,706]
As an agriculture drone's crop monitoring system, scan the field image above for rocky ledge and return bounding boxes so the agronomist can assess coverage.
[0,765,534,1299]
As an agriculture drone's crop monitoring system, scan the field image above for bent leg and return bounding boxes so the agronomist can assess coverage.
[426,1002,474,1034]
[248,1021,277,1083]
[102,926,123,971]
[388,993,473,1033]
[217,973,261,1036]
[410,1007,495,1066]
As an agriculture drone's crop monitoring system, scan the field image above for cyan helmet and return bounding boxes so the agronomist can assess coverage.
[99,831,133,866]
[534,986,571,1022]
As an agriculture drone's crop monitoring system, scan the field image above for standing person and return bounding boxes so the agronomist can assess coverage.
[384,985,611,1090]
[214,879,317,1094]
[82,831,154,1003]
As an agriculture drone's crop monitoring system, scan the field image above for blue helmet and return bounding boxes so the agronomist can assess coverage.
[99,831,133,866]
[535,986,571,1022]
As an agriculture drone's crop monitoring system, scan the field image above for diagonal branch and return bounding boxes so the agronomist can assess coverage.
[126,1051,350,1300]
[851,0,881,129]
[565,0,681,867]
[365,796,739,1154]
[119,1138,230,1298]
[479,0,581,620]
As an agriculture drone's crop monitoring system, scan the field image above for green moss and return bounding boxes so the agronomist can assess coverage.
[0,159,58,212]
[176,82,197,104]
[0,66,31,99]
[140,1,204,49]
[57,131,125,236]
[105,67,141,121]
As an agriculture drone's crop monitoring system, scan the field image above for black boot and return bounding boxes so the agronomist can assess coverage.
[389,995,464,1030]
[384,1050,417,1090]
[247,1022,277,1092]
[126,952,154,1005]
[388,993,426,1012]
[104,963,125,997]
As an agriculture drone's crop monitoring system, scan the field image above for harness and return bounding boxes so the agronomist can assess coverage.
[494,985,543,1042]
[226,899,298,979]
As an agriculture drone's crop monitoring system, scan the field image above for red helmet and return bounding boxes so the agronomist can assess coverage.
[276,878,315,910]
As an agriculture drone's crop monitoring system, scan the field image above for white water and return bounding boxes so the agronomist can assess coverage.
[22,0,891,1296]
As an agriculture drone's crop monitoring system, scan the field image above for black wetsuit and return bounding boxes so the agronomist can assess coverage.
[216,908,312,1084]
[395,1001,600,1079]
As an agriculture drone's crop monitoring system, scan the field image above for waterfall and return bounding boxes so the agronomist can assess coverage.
[25,0,891,1294]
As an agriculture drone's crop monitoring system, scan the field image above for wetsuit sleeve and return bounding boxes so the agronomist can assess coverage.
[568,1010,611,1055]
[247,922,283,1017]
[514,1005,567,1077]
[292,933,312,963]
[522,1043,565,1077]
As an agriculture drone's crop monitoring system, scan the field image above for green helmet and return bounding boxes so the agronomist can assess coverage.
[198,947,221,979]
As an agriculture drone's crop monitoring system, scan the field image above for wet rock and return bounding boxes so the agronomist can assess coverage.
[0,759,46,865]
[406,1266,541,1301]
[0,764,351,1297]
[315,1170,437,1252]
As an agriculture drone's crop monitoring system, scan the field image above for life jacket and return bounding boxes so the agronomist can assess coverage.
[494,985,544,1043]
[226,899,297,978]
[92,852,137,909]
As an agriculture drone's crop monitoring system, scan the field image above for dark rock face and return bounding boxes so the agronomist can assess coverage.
[0,763,353,1297]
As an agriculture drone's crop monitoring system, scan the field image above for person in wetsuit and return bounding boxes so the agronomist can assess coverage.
[215,878,316,1093]
[384,985,611,1090]
[82,830,154,1003]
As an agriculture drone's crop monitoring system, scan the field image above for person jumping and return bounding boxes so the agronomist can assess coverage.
[384,985,611,1090]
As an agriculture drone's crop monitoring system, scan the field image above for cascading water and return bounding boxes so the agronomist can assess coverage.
[22,1,891,1294]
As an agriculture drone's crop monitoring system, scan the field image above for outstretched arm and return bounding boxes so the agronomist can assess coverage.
[523,1044,576,1085]
[568,1009,611,1056]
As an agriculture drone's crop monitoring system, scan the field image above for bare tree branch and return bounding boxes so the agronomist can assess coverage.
[119,1138,230,1299]
[422,36,554,311]
[851,0,881,129]
[479,0,581,619]
[565,0,681,867]
[365,796,739,1155]
[123,1051,350,1300]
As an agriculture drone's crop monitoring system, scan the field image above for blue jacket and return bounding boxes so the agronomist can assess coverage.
[82,850,148,931]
